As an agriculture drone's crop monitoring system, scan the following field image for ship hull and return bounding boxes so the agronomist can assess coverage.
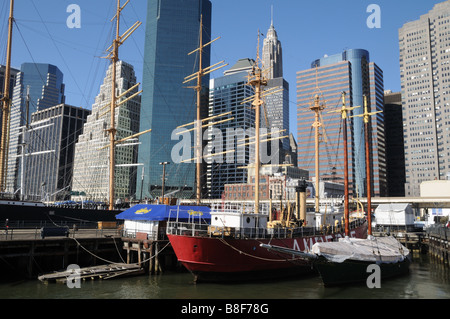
[0,201,119,225]
[168,222,367,283]
[314,257,411,287]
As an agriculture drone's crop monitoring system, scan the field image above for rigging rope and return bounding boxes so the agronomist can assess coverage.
[217,237,313,263]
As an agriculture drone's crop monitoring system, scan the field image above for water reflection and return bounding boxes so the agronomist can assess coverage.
[0,254,449,299]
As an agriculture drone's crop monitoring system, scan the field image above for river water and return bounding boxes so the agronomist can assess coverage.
[0,253,449,301]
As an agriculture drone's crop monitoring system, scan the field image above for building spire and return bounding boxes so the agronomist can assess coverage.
[271,5,274,27]
[262,4,282,79]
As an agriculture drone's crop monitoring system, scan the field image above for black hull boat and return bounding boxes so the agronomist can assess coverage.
[313,254,411,287]
[261,235,411,287]
[311,235,411,286]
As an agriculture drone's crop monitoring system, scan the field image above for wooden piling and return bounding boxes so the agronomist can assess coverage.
[155,242,160,274]
[426,225,450,265]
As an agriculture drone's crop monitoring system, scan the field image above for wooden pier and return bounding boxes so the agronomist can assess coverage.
[0,230,125,280]
[427,225,450,265]
[38,263,144,283]
[373,230,428,254]
[121,232,178,275]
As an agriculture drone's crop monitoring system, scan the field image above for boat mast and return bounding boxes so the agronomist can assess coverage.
[104,0,142,210]
[310,95,324,216]
[329,92,361,236]
[107,0,120,211]
[195,16,203,206]
[183,16,226,205]
[247,32,267,215]
[340,93,351,236]
[0,0,14,192]
[354,95,382,236]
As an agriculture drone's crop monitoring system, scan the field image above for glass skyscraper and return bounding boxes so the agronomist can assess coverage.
[7,63,65,193]
[24,104,90,201]
[297,49,387,198]
[137,0,212,200]
[206,59,256,199]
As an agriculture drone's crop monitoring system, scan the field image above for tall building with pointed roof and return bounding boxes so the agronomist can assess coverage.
[262,13,283,80]
[261,14,290,153]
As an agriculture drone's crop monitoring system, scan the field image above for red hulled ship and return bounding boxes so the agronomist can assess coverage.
[167,206,367,282]
[167,30,368,283]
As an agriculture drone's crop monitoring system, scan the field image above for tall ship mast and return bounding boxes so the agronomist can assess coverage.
[0,0,121,226]
[103,0,150,210]
[246,32,267,215]
[0,0,14,192]
[181,15,227,205]
[328,92,359,236]
[310,94,325,219]
[166,31,368,283]
[353,95,382,235]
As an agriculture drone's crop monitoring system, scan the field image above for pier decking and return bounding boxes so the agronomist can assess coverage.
[121,233,178,275]
[0,228,124,279]
[38,263,144,283]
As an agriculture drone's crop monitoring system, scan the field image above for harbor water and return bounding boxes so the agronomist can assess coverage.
[0,254,449,300]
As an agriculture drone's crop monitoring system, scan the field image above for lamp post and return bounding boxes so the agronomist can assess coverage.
[159,162,170,203]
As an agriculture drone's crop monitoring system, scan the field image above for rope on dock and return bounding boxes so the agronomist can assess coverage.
[70,236,172,265]
[139,241,172,263]
[71,237,119,264]
[111,236,126,263]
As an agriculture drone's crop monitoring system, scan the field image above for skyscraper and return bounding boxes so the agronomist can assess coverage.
[23,104,90,201]
[297,49,387,197]
[261,18,290,155]
[399,0,450,196]
[72,61,141,201]
[384,91,406,197]
[0,64,19,154]
[7,63,65,193]
[206,59,256,198]
[262,16,283,79]
[137,0,212,200]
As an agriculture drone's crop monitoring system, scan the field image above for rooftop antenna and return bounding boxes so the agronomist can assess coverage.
[271,5,274,26]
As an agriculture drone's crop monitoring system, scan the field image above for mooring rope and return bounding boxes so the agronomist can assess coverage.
[70,237,118,264]
[70,236,171,265]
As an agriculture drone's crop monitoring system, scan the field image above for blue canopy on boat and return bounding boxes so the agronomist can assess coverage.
[115,204,211,222]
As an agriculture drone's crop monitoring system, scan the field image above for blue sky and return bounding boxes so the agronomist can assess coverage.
[0,0,445,137]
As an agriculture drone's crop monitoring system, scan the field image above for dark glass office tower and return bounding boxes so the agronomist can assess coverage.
[137,0,212,200]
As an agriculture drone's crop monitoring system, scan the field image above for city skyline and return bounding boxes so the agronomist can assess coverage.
[1,0,445,139]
